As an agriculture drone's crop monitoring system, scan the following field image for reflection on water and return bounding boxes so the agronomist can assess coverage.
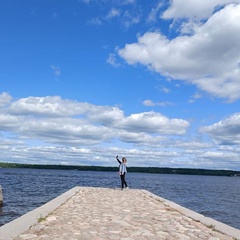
[0,168,240,230]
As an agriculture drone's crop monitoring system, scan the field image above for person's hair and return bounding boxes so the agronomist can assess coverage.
[122,157,127,163]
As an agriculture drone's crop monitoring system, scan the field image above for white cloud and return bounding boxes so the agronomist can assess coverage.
[200,113,240,145]
[147,1,164,23]
[0,94,189,146]
[143,99,174,107]
[118,131,166,146]
[143,100,155,106]
[85,0,140,28]
[1,93,240,169]
[51,65,61,77]
[188,92,202,103]
[118,112,189,135]
[0,92,12,107]
[118,4,240,101]
[9,96,90,117]
[173,140,211,150]
[88,17,103,25]
[107,8,121,19]
[161,87,170,93]
[87,106,124,125]
[122,10,141,28]
[162,0,240,20]
[107,53,120,67]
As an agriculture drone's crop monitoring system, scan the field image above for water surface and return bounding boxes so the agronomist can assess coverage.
[0,168,239,229]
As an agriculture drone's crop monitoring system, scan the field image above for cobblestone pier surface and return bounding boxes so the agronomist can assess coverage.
[1,187,240,240]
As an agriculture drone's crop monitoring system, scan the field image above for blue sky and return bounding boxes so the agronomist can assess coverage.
[1,0,240,170]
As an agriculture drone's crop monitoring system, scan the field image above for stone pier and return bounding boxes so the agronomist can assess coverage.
[0,187,240,240]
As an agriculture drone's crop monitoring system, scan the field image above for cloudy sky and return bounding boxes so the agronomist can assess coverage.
[1,0,240,170]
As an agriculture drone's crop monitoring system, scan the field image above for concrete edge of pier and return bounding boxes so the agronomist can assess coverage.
[141,190,240,240]
[0,186,81,240]
[0,186,240,240]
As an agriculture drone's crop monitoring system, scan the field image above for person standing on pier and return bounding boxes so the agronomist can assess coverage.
[116,156,128,190]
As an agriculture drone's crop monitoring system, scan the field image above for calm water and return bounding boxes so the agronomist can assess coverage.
[0,168,240,229]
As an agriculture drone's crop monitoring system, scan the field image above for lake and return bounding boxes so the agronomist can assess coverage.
[0,168,240,230]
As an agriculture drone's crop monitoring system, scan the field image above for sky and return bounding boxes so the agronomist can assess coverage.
[1,0,240,170]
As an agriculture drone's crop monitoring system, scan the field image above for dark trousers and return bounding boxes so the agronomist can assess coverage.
[120,172,127,188]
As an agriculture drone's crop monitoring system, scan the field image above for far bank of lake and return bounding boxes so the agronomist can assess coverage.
[0,162,239,176]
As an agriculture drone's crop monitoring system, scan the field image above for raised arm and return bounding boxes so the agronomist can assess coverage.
[116,155,121,164]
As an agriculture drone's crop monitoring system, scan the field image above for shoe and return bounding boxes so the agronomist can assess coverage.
[126,187,129,189]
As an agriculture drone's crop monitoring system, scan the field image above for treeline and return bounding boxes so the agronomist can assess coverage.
[129,166,240,176]
[0,162,240,176]
[0,162,117,171]
[0,162,239,176]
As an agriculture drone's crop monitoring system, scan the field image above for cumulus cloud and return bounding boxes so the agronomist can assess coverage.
[118,131,166,146]
[119,112,189,134]
[200,113,240,145]
[1,93,240,169]
[162,0,240,20]
[0,93,193,167]
[119,4,240,101]
[8,96,92,117]
[0,94,189,146]
[0,92,12,107]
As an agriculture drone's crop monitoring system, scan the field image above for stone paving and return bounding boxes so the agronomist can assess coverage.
[14,187,235,240]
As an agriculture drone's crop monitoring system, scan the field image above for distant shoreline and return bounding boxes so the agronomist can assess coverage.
[0,162,239,176]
